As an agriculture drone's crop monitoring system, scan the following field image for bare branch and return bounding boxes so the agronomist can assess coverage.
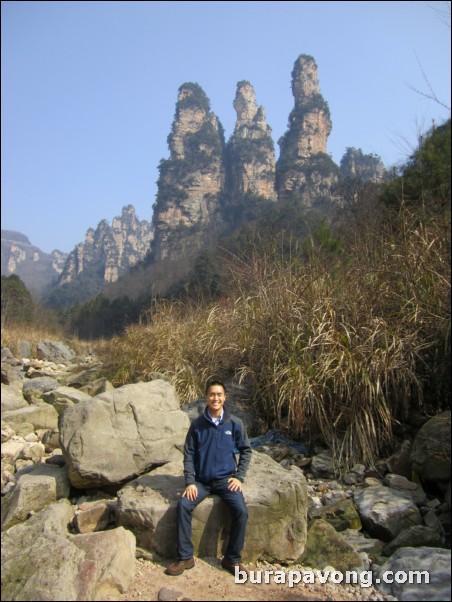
[406,52,451,111]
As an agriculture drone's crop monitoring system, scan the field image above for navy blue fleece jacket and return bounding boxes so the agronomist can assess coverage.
[183,407,252,486]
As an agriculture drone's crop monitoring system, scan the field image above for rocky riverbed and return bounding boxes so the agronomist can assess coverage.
[1,340,451,601]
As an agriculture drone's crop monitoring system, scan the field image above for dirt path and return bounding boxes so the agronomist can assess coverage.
[106,557,395,602]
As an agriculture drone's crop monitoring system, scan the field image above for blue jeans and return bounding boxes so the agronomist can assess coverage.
[176,477,248,563]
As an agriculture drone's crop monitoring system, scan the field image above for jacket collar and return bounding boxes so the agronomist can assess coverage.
[203,405,230,424]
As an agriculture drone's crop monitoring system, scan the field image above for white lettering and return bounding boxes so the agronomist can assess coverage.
[288,571,302,587]
[274,570,286,584]
[316,569,330,584]
[345,571,359,584]
[410,570,430,584]
[234,566,247,583]
[395,571,408,584]
[249,570,262,584]
[234,567,431,588]
[359,571,373,588]
[329,571,342,584]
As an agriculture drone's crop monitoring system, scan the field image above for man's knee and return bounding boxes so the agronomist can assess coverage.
[178,496,195,513]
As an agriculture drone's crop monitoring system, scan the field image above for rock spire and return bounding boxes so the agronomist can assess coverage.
[226,81,277,210]
[276,54,338,208]
[58,205,152,286]
[151,83,226,262]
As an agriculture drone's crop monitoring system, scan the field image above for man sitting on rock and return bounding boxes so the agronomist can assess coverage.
[166,380,252,576]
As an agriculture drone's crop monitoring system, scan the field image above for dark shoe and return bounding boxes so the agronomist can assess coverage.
[221,557,248,576]
[165,557,195,576]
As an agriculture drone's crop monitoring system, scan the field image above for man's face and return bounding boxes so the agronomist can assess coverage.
[206,385,226,417]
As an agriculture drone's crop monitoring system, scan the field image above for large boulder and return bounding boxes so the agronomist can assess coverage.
[1,463,70,530]
[2,402,59,430]
[43,386,92,405]
[23,376,61,402]
[1,383,29,412]
[36,340,76,363]
[1,499,135,601]
[383,525,444,556]
[410,412,451,488]
[354,485,422,541]
[375,547,451,601]
[301,519,364,572]
[116,451,307,563]
[59,380,190,488]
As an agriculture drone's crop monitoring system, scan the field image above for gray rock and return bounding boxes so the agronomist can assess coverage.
[384,473,427,505]
[410,412,451,487]
[1,347,14,361]
[41,428,61,452]
[383,525,444,556]
[1,500,84,600]
[116,451,307,563]
[69,527,136,599]
[310,450,338,478]
[23,376,60,402]
[36,340,76,363]
[17,340,31,359]
[43,385,92,405]
[2,402,59,430]
[59,380,190,488]
[79,376,114,396]
[73,502,116,533]
[10,421,35,437]
[354,485,422,541]
[340,528,383,560]
[376,547,451,601]
[1,463,70,530]
[1,499,136,601]
[1,436,27,462]
[1,363,24,388]
[301,520,364,572]
[158,587,186,601]
[308,498,362,531]
[386,439,413,479]
[64,363,107,389]
[1,383,28,413]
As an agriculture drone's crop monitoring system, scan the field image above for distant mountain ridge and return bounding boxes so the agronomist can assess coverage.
[1,230,67,297]
[43,205,153,307]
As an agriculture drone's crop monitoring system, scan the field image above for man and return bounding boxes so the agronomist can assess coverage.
[166,380,252,576]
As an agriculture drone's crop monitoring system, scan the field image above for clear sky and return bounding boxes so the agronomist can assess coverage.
[2,1,451,254]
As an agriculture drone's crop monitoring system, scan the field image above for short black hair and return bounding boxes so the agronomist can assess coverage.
[205,380,227,395]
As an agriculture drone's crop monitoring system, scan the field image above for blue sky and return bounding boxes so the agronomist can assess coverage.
[2,1,450,254]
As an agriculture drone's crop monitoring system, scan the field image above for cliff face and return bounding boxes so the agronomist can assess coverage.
[151,83,226,262]
[226,81,277,206]
[58,205,153,286]
[276,55,338,208]
[1,230,67,297]
[340,147,387,182]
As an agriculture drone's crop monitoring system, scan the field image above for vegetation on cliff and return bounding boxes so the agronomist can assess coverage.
[1,275,35,326]
[101,120,450,468]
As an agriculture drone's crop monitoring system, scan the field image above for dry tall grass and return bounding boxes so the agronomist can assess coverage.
[105,207,450,468]
[105,298,243,402]
[1,323,85,357]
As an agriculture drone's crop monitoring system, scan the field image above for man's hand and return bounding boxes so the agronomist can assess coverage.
[182,484,198,501]
[227,477,242,492]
